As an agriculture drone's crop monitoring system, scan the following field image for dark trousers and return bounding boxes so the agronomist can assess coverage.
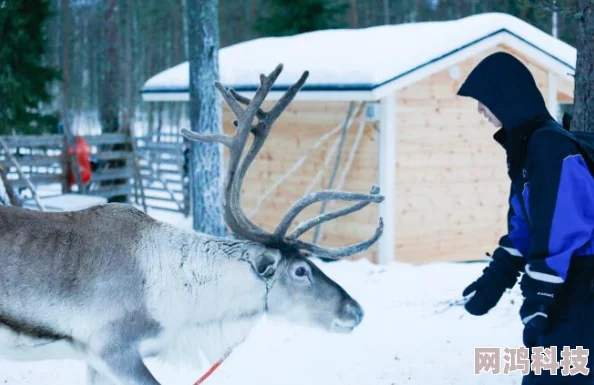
[522,258,594,385]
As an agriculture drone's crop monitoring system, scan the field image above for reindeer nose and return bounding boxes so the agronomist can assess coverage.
[341,299,364,326]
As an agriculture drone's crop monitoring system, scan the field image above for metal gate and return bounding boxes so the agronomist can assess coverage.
[134,132,189,216]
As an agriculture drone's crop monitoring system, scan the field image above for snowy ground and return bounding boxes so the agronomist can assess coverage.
[0,207,526,385]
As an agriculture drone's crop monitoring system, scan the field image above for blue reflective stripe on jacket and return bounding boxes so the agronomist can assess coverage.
[506,192,530,257]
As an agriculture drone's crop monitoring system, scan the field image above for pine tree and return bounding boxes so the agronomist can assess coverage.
[254,0,349,36]
[0,0,59,135]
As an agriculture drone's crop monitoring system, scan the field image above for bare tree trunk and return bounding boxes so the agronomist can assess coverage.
[98,0,128,203]
[173,0,184,64]
[182,0,189,59]
[571,0,594,132]
[123,0,134,131]
[100,0,120,133]
[350,0,358,27]
[146,39,158,136]
[48,0,61,78]
[185,0,226,235]
[89,7,101,119]
[383,0,390,24]
[551,0,558,37]
[60,0,71,127]
[60,0,81,193]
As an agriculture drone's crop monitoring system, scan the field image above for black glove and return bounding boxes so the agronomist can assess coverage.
[462,248,525,316]
[519,270,561,333]
[523,322,541,349]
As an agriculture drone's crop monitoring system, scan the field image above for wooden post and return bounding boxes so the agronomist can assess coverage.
[378,93,397,265]
[312,101,356,245]
[61,134,72,194]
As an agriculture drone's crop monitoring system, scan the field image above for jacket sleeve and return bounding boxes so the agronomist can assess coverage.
[499,185,531,258]
[485,188,529,288]
[524,130,594,284]
[488,185,530,276]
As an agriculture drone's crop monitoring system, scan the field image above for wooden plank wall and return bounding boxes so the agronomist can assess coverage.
[221,101,381,261]
[394,45,561,264]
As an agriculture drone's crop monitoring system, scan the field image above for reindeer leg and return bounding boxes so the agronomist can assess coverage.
[81,315,163,385]
[84,344,161,385]
[87,366,118,385]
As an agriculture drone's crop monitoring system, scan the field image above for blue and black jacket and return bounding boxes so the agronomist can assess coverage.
[458,52,594,291]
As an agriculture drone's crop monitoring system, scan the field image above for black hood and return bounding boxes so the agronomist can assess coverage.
[457,52,553,154]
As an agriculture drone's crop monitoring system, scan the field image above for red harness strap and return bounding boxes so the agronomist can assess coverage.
[192,349,233,385]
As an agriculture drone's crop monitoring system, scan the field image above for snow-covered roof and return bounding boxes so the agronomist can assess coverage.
[141,12,576,102]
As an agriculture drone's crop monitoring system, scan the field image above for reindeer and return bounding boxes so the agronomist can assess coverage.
[0,64,384,385]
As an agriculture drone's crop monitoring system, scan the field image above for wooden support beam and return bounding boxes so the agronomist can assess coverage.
[378,94,396,265]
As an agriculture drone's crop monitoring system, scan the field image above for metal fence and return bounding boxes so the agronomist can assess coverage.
[134,132,189,216]
[0,133,134,202]
[0,131,192,216]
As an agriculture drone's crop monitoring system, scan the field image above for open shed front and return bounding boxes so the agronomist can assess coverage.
[141,13,576,265]
[392,45,574,264]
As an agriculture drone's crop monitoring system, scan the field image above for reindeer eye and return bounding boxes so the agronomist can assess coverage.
[295,266,307,277]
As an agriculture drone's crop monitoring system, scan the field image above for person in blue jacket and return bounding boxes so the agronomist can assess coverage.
[457,51,594,384]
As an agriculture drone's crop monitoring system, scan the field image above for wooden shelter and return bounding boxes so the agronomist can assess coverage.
[141,13,576,265]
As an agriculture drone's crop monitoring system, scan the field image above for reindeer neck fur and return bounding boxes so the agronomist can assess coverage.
[138,222,272,364]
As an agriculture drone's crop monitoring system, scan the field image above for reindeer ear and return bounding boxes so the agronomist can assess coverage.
[250,249,281,279]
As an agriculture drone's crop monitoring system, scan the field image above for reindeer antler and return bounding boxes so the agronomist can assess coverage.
[182,64,384,259]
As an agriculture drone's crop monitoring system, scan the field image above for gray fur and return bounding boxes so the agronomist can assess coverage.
[0,203,364,385]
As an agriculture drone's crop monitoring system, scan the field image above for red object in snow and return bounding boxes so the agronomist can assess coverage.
[68,136,92,186]
[192,349,232,385]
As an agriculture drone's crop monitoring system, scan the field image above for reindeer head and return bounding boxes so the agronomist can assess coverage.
[182,64,384,333]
